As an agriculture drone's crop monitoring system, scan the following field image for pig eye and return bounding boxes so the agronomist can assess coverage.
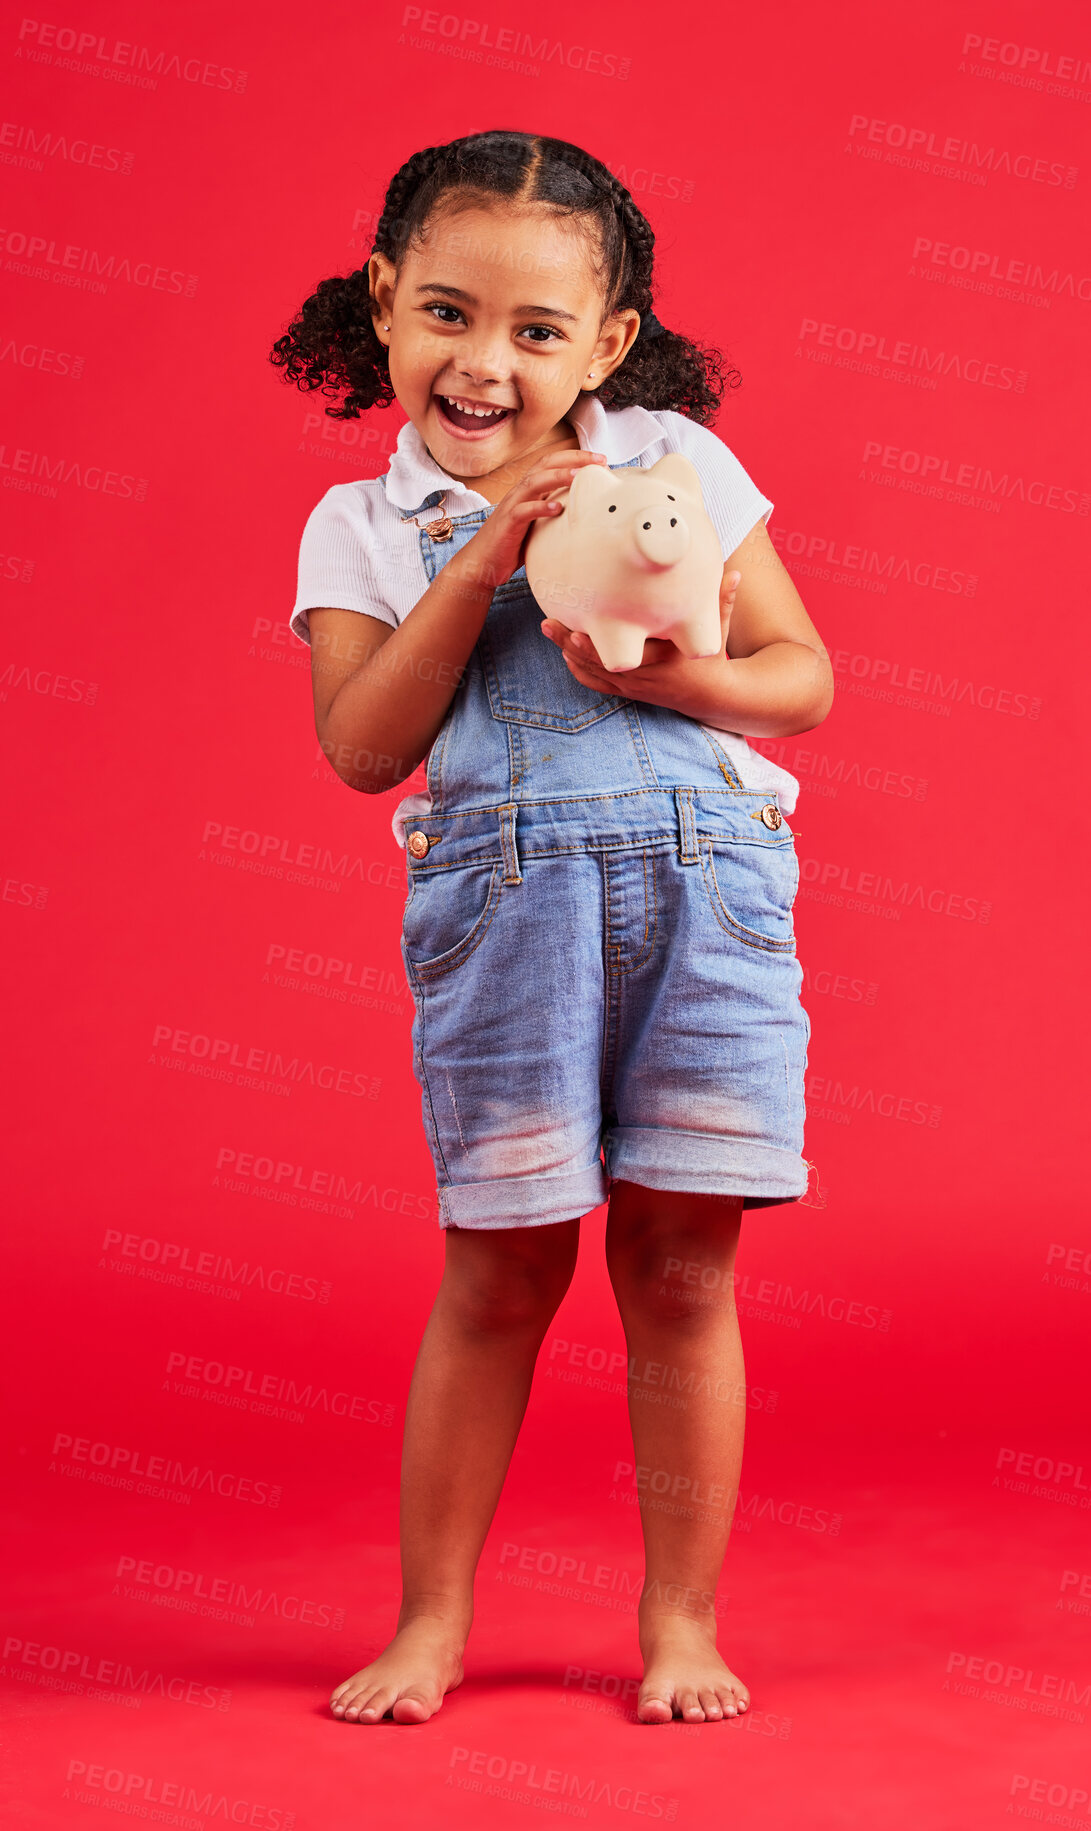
[670,519,677,527]
[608,504,616,512]
[667,494,675,501]
[642,521,651,530]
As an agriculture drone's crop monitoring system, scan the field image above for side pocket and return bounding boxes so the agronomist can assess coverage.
[700,839,798,953]
[402,863,505,981]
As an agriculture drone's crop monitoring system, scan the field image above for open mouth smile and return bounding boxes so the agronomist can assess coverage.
[434,393,517,436]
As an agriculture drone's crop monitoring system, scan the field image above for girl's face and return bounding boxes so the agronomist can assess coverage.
[369,202,639,482]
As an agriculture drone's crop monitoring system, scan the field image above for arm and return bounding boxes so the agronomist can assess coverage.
[542,516,835,741]
[306,449,611,793]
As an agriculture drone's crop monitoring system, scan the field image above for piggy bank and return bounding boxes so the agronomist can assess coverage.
[525,452,724,673]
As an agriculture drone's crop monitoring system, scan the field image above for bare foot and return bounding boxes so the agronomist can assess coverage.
[330,1616,467,1725]
[636,1613,750,1724]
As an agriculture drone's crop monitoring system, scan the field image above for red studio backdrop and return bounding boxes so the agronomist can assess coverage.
[2,0,1089,1824]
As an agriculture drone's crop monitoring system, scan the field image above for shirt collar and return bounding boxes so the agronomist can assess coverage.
[383,393,667,518]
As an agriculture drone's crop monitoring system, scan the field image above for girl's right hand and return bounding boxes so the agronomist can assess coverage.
[454,449,610,591]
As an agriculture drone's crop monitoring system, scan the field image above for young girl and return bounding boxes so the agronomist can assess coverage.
[271,130,833,1728]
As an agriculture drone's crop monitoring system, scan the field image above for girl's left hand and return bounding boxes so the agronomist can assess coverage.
[540,566,742,713]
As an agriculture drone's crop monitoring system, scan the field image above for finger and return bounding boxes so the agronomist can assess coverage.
[568,630,611,670]
[534,449,609,471]
[562,652,614,692]
[511,497,568,525]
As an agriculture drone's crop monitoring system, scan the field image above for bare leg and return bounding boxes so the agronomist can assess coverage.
[605,1180,749,1724]
[331,1216,581,1723]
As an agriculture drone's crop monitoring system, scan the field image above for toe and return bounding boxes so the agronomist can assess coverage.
[678,1687,704,1720]
[637,1688,673,1724]
[355,1686,395,1722]
[334,1685,370,1719]
[698,1686,723,1720]
[391,1688,436,1724]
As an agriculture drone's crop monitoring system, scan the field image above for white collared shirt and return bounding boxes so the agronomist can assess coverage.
[291,393,799,841]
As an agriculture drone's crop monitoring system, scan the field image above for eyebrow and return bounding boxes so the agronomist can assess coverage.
[415,283,579,323]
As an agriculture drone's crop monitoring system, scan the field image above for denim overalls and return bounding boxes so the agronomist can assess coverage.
[393,467,811,1230]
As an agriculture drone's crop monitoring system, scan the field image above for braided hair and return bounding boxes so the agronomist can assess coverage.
[269,131,739,427]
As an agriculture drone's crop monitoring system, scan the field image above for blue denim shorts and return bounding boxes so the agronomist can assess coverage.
[399,786,811,1229]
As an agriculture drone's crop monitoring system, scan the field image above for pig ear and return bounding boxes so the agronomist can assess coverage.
[646,453,703,499]
[566,463,618,521]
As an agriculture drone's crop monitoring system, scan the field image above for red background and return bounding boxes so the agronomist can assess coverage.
[3,0,1089,1824]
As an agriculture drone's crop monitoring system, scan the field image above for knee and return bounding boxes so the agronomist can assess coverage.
[443,1227,578,1334]
[607,1219,739,1325]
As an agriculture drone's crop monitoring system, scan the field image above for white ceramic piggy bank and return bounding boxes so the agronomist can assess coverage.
[525,452,724,673]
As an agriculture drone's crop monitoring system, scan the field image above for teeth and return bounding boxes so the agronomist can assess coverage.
[443,395,509,420]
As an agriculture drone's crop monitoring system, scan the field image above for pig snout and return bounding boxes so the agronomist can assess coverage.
[630,505,690,570]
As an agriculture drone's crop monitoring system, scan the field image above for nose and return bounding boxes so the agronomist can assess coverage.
[632,505,690,570]
[454,338,510,389]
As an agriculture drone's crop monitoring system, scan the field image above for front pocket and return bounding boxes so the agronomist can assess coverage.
[479,575,628,731]
[700,838,798,953]
[401,862,505,980]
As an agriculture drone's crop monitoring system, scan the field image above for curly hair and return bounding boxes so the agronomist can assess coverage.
[269,131,740,427]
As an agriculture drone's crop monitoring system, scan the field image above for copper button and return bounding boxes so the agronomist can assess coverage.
[759,803,783,830]
[407,830,431,858]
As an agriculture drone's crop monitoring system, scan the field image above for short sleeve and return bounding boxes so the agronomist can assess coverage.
[290,484,397,647]
[656,413,774,561]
